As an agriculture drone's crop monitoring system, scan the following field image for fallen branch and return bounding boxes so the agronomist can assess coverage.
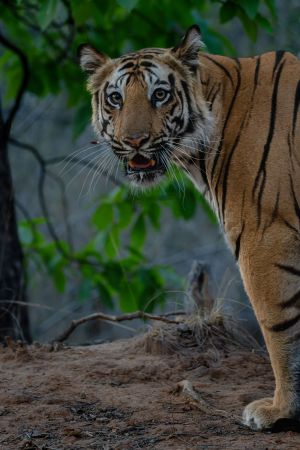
[55,310,186,343]
[174,380,242,425]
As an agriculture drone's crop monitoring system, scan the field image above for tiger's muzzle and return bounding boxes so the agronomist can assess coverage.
[124,152,166,185]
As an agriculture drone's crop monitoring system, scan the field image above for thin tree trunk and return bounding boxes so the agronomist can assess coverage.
[0,130,31,342]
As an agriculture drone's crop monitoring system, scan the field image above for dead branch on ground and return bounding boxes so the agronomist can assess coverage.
[55,310,186,343]
[174,380,243,425]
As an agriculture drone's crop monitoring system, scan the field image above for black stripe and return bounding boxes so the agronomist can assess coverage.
[252,61,285,226]
[292,80,300,139]
[271,190,280,222]
[168,74,175,88]
[288,132,292,158]
[231,57,241,68]
[281,290,300,309]
[235,222,245,260]
[263,190,280,232]
[198,146,208,188]
[119,55,138,63]
[270,312,300,332]
[254,56,261,87]
[221,127,242,222]
[169,102,177,116]
[272,50,285,80]
[119,62,135,71]
[290,174,300,221]
[177,89,185,121]
[102,119,109,133]
[202,55,234,86]
[206,84,215,102]
[209,85,221,111]
[243,57,261,130]
[141,67,158,77]
[140,61,157,68]
[275,263,300,277]
[283,219,299,234]
[181,80,194,133]
[213,68,241,219]
[155,80,169,86]
[210,67,241,184]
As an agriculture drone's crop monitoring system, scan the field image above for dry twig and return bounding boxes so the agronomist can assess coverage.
[174,379,242,425]
[55,310,186,343]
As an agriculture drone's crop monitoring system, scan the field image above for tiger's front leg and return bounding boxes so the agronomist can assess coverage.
[237,226,300,430]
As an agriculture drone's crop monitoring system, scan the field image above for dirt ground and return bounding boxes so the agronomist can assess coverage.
[1,320,300,450]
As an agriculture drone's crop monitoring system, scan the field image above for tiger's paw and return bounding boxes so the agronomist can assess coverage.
[242,397,287,430]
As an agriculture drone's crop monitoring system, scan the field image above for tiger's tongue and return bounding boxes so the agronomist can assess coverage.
[128,155,156,169]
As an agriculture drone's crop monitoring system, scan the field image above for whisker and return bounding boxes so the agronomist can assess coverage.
[66,151,106,194]
[161,145,185,197]
[87,149,112,195]
[87,149,114,195]
[58,141,105,175]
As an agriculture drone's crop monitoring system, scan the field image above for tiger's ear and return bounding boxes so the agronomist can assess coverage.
[171,25,203,69]
[77,44,110,74]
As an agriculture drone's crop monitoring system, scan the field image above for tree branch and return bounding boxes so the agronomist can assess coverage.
[0,95,4,142]
[9,138,122,267]
[55,310,186,342]
[0,30,29,137]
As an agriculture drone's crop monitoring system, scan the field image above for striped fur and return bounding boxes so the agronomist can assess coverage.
[79,26,300,430]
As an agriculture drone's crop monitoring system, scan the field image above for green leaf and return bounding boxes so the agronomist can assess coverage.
[104,226,120,258]
[130,214,146,249]
[70,0,98,25]
[93,203,114,230]
[4,60,22,102]
[264,0,277,18]
[37,0,59,30]
[117,0,139,12]
[53,268,66,293]
[147,203,161,230]
[238,0,259,19]
[219,2,237,24]
[97,281,114,308]
[118,202,133,228]
[119,280,137,312]
[237,9,258,41]
[256,13,273,34]
[103,262,123,287]
[179,189,197,220]
[197,194,218,224]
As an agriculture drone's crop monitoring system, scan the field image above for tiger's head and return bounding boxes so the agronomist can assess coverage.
[78,25,213,186]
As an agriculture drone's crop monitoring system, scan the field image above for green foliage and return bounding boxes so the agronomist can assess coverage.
[1,0,277,135]
[19,174,216,312]
[2,0,277,314]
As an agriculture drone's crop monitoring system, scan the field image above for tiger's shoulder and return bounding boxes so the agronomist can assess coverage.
[200,50,300,86]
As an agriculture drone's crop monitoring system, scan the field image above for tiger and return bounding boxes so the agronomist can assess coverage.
[78,25,300,430]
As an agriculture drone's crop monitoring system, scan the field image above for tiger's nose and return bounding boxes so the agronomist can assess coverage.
[122,133,149,149]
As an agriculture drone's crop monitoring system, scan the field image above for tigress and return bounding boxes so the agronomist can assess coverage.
[78,25,300,430]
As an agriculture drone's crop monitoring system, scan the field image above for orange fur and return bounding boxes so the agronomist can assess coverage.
[79,27,300,430]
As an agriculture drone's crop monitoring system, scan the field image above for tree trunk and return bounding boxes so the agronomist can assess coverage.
[0,131,31,342]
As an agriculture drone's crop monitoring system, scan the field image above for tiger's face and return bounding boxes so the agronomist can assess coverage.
[78,26,213,186]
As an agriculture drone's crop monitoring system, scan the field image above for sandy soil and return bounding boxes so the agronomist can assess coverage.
[0,320,300,450]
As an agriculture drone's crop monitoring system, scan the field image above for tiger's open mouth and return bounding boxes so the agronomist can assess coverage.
[125,153,166,185]
[126,154,164,174]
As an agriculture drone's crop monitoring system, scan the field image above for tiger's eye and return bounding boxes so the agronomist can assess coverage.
[108,92,122,106]
[152,88,169,102]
